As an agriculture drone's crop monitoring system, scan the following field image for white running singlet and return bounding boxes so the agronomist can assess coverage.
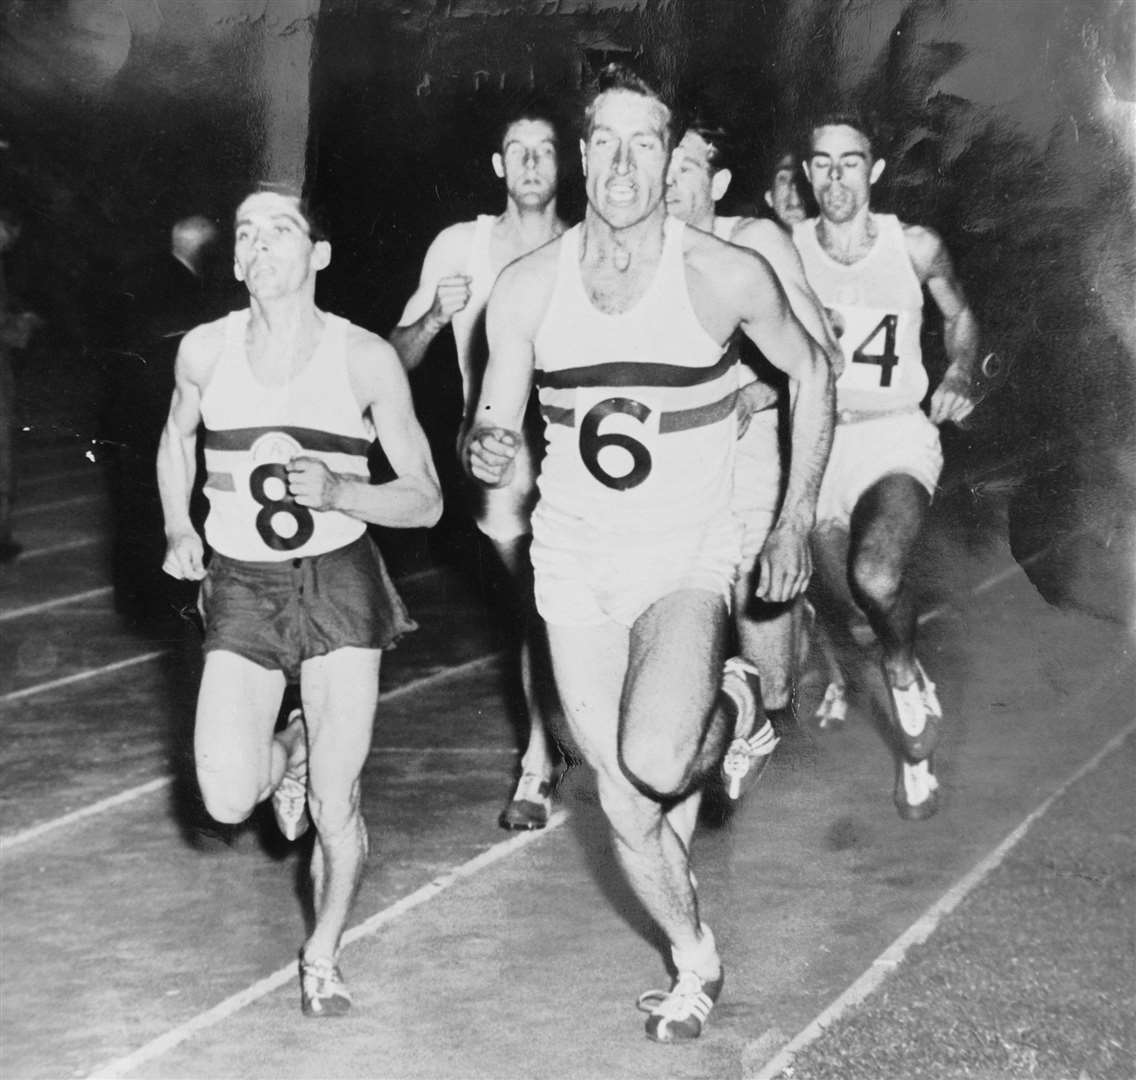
[200,311,372,562]
[532,217,737,538]
[450,214,496,407]
[794,213,926,413]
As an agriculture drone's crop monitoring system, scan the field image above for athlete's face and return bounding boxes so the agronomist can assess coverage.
[496,119,559,210]
[582,90,671,230]
[766,155,806,229]
[665,131,718,228]
[232,192,329,299]
[805,125,884,225]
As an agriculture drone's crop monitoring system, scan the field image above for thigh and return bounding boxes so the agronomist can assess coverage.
[195,650,286,790]
[624,589,727,759]
[850,472,929,572]
[544,620,628,775]
[300,647,383,803]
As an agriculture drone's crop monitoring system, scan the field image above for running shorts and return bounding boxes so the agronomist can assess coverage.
[732,405,781,560]
[199,534,417,681]
[531,506,740,628]
[815,408,943,529]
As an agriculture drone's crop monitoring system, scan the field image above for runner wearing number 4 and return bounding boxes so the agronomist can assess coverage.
[792,114,980,821]
[157,185,442,1015]
[466,65,833,1041]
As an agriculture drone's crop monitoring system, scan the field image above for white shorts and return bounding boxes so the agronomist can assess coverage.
[468,435,538,543]
[531,506,740,628]
[732,406,781,561]
[816,409,943,529]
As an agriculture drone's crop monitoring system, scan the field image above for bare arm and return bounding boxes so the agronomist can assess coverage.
[286,333,442,528]
[462,255,550,488]
[157,326,216,580]
[388,224,474,372]
[908,225,980,424]
[733,253,835,601]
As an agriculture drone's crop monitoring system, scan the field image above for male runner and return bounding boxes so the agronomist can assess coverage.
[157,185,442,1015]
[665,122,840,751]
[763,148,808,229]
[466,66,833,1041]
[391,105,566,831]
[793,113,979,820]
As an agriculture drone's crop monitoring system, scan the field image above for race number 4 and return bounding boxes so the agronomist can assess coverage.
[579,396,653,491]
[250,463,315,551]
[852,314,899,387]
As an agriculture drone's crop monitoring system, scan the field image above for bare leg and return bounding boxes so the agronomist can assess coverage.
[298,647,381,965]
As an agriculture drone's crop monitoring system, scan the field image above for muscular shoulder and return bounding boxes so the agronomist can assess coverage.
[729,217,797,263]
[423,219,479,269]
[341,320,406,405]
[177,315,229,387]
[684,224,774,303]
[901,221,948,281]
[490,236,561,333]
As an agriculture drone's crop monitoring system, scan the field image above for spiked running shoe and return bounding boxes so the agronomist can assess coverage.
[886,661,942,762]
[638,968,725,1042]
[300,956,352,1017]
[499,772,553,830]
[272,709,309,841]
[894,755,941,822]
[720,658,780,800]
[814,681,849,729]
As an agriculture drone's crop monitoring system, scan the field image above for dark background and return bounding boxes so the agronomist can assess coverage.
[1,0,1133,621]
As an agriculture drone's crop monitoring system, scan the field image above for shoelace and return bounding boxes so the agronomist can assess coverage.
[636,971,714,1022]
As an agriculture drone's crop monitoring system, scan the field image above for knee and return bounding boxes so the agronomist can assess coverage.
[850,553,904,608]
[594,772,663,846]
[196,769,257,825]
[307,778,361,838]
[618,731,693,804]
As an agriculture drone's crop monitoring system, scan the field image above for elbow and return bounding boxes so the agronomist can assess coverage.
[420,486,444,529]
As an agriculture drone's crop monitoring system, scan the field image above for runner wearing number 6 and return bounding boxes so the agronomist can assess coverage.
[156,185,442,1017]
[792,113,980,821]
[466,65,834,1042]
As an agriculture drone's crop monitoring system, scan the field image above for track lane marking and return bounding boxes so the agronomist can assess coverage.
[0,586,113,621]
[11,492,101,517]
[748,674,1136,1080]
[85,810,569,1080]
[17,536,101,560]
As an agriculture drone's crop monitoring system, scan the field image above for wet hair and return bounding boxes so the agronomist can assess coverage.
[583,62,674,145]
[236,182,331,244]
[805,110,882,158]
[495,96,562,155]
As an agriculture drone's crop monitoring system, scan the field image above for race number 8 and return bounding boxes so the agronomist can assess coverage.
[579,397,652,491]
[250,463,314,551]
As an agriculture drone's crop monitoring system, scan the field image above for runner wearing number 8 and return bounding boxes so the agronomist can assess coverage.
[157,185,442,1016]
[792,113,980,820]
[466,65,834,1041]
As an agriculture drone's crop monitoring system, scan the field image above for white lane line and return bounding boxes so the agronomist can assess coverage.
[0,586,112,622]
[380,652,502,702]
[0,649,169,706]
[12,492,100,517]
[18,536,101,560]
[85,810,570,1080]
[20,467,104,487]
[0,777,173,853]
[748,705,1136,1080]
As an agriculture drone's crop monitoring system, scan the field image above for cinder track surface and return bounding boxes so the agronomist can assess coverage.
[2,441,1132,1080]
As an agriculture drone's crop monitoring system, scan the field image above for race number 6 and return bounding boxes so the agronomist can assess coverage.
[250,463,315,551]
[579,396,652,491]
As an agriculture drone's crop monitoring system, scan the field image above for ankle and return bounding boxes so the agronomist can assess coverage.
[672,924,720,981]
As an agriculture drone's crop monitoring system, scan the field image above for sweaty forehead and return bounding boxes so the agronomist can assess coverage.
[676,131,714,169]
[810,124,871,157]
[591,89,670,136]
[503,118,557,148]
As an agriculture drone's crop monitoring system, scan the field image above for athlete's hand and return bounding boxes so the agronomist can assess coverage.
[430,274,474,328]
[162,529,206,581]
[755,519,812,603]
[464,426,519,488]
[929,362,976,425]
[734,381,777,439]
[287,456,341,511]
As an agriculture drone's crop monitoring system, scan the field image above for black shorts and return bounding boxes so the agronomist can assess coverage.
[200,534,416,681]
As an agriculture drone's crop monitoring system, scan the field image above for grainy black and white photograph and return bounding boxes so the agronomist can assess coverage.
[1,1,1133,1077]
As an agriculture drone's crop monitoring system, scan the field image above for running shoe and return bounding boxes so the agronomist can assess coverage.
[886,661,942,762]
[814,681,848,729]
[300,956,352,1017]
[499,772,553,831]
[637,968,725,1042]
[272,709,309,841]
[894,755,941,822]
[720,658,780,800]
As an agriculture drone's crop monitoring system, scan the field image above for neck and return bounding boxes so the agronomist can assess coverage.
[582,204,667,271]
[502,199,562,245]
[248,293,319,338]
[817,207,874,250]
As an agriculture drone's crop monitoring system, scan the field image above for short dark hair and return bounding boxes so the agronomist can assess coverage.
[763,146,800,190]
[583,62,674,145]
[237,182,331,244]
[495,97,562,155]
[677,107,733,175]
[805,111,882,158]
